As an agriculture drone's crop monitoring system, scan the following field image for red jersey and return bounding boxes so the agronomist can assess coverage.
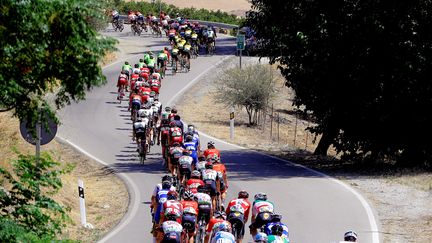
[150,79,161,94]
[131,73,139,80]
[203,148,221,160]
[161,200,183,224]
[140,87,152,96]
[181,200,199,215]
[168,29,176,37]
[206,218,226,233]
[186,178,205,194]
[226,198,251,223]
[163,49,171,60]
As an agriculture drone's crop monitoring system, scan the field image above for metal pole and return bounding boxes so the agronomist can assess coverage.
[239,49,242,69]
[78,179,87,226]
[35,112,41,167]
[230,107,234,140]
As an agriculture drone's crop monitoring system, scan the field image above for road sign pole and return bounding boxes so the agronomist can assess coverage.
[35,111,41,167]
[230,107,234,140]
[239,49,242,69]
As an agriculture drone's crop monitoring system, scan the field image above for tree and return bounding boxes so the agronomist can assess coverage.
[0,152,73,241]
[0,0,117,125]
[214,64,275,125]
[246,0,432,165]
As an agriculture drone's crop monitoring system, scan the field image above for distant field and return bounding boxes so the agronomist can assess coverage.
[126,0,251,16]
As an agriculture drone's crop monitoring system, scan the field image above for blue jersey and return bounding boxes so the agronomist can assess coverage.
[183,141,198,164]
[264,222,289,239]
[155,189,169,223]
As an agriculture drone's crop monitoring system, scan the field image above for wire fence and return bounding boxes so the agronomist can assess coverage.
[253,104,317,152]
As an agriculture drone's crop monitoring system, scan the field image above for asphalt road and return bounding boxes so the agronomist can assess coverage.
[57,27,380,243]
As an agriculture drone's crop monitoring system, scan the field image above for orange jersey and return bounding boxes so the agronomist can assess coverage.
[206,217,226,233]
[203,148,221,160]
[213,163,228,189]
[181,200,198,215]
[226,198,251,223]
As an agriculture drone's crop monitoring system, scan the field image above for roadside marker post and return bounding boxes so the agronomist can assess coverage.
[230,107,235,140]
[78,179,87,226]
[236,34,245,69]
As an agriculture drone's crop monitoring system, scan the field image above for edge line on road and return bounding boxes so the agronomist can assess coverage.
[56,135,141,243]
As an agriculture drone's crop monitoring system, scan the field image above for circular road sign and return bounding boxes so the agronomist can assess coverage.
[19,115,58,146]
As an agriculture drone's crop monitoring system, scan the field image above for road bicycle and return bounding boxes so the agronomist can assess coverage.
[195,214,207,243]
[131,23,142,36]
[206,41,215,56]
[117,86,125,104]
[112,19,124,32]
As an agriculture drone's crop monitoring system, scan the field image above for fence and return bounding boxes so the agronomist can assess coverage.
[251,104,317,152]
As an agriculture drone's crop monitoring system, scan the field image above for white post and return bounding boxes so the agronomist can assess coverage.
[78,179,87,226]
[230,107,235,140]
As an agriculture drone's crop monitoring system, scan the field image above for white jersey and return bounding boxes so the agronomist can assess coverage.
[207,30,215,38]
[194,192,212,205]
[132,68,140,75]
[161,19,168,26]
[196,161,206,172]
[133,120,148,130]
[179,155,193,165]
[138,108,153,120]
[162,220,183,233]
[135,80,145,87]
[202,169,218,181]
[152,183,176,197]
[252,201,274,217]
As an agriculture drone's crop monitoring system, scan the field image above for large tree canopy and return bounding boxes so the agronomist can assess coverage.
[0,0,116,124]
[246,0,432,165]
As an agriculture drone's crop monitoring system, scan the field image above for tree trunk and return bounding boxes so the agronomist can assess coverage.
[314,126,338,156]
[245,106,253,125]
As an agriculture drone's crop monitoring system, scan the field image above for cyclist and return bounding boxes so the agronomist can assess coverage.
[183,135,199,167]
[132,63,141,75]
[206,211,230,243]
[171,45,180,72]
[194,185,213,226]
[133,116,149,151]
[267,224,289,243]
[202,162,225,211]
[169,121,183,146]
[226,190,251,243]
[111,9,119,22]
[147,53,156,74]
[254,232,268,243]
[181,190,199,243]
[343,230,358,242]
[195,155,207,172]
[211,223,236,243]
[182,41,192,70]
[128,87,142,116]
[168,142,184,176]
[203,141,221,161]
[159,218,183,243]
[138,105,154,145]
[121,61,133,80]
[263,215,289,242]
[152,179,172,239]
[117,71,128,96]
[212,156,228,207]
[178,150,194,185]
[249,193,274,237]
[157,50,168,78]
[186,170,205,194]
[160,191,183,224]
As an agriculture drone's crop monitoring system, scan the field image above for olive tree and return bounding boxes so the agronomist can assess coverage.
[214,63,275,125]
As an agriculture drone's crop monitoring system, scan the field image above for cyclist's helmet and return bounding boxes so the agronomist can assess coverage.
[172,142,181,147]
[125,61,129,65]
[185,135,193,142]
[344,230,358,242]
[198,155,206,162]
[207,141,215,148]
[184,190,194,200]
[271,224,284,236]
[271,214,282,222]
[254,232,268,242]
[162,180,171,189]
[165,214,177,222]
[214,211,226,220]
[120,70,125,74]
[167,190,178,200]
[254,192,267,201]
[205,161,213,169]
[217,221,231,232]
[238,190,249,199]
[191,170,201,178]
[134,69,140,74]
[134,63,139,68]
[171,108,178,114]
[162,174,172,182]
[165,106,171,112]
[139,58,144,62]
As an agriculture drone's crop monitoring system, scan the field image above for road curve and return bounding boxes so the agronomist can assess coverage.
[57,28,380,243]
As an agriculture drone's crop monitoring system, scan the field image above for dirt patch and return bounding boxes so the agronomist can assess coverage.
[173,57,432,242]
[0,112,128,242]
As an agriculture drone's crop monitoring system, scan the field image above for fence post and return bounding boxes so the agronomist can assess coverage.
[270,104,273,139]
[78,179,87,226]
[277,113,280,143]
[293,114,298,147]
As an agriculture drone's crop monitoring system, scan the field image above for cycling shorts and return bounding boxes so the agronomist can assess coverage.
[203,179,217,197]
[157,58,166,67]
[228,213,245,239]
[135,129,146,139]
[132,100,141,110]
[118,78,127,86]
[250,212,272,230]
[163,232,181,243]
[198,204,211,224]
[182,214,196,232]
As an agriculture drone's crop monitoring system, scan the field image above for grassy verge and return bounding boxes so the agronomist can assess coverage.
[0,112,128,242]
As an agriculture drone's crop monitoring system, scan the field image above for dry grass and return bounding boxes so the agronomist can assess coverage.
[174,59,432,242]
[0,112,128,242]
